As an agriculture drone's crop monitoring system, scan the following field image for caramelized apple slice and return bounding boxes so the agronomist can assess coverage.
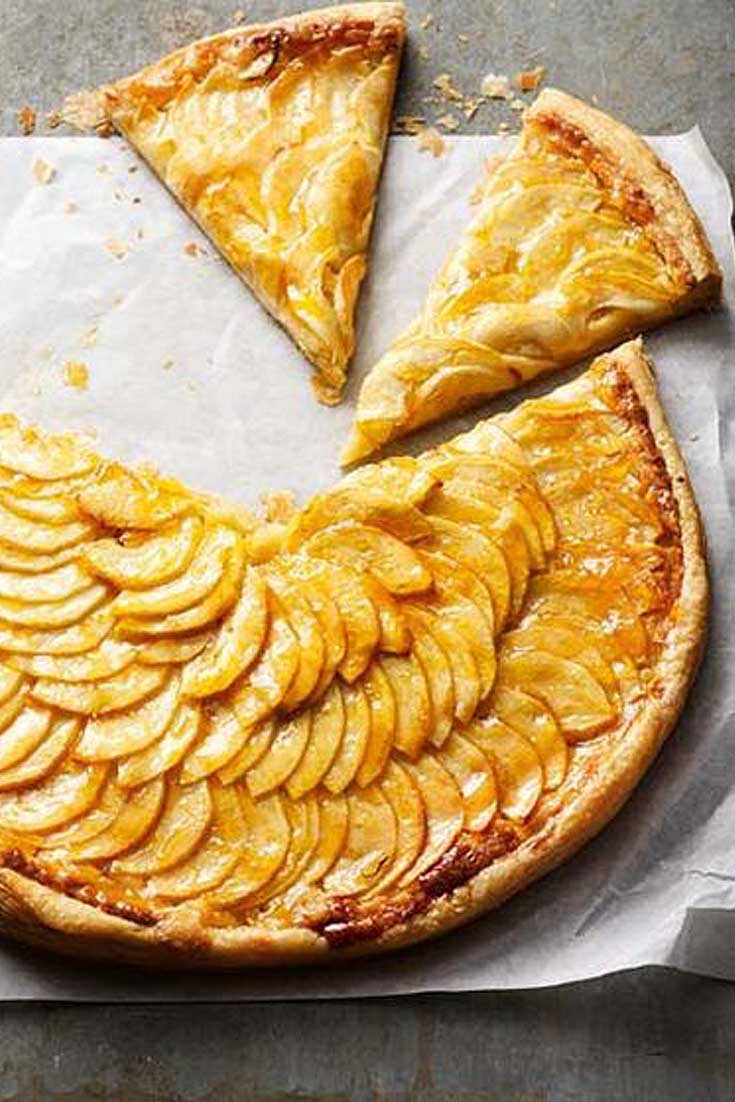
[445,478,546,570]
[421,554,496,701]
[323,785,398,897]
[244,795,320,908]
[363,573,410,654]
[246,711,311,798]
[266,569,325,713]
[438,731,497,831]
[491,685,568,790]
[69,776,166,861]
[296,792,349,887]
[363,760,426,895]
[287,683,344,798]
[405,608,454,748]
[36,775,125,849]
[357,661,396,787]
[182,567,269,699]
[305,523,432,596]
[0,666,27,706]
[525,578,650,666]
[0,416,96,480]
[0,502,93,554]
[78,464,189,530]
[400,755,464,883]
[0,759,108,834]
[114,780,213,875]
[208,789,290,908]
[503,623,618,700]
[379,653,432,759]
[117,701,203,787]
[293,557,379,684]
[8,638,136,682]
[83,514,203,588]
[0,608,114,656]
[75,672,179,759]
[465,717,543,820]
[296,573,346,701]
[498,651,615,740]
[323,682,371,794]
[230,597,300,728]
[216,720,275,785]
[0,541,81,575]
[0,582,108,629]
[425,514,511,631]
[0,561,92,604]
[0,716,80,791]
[0,705,54,771]
[32,662,167,717]
[138,631,211,666]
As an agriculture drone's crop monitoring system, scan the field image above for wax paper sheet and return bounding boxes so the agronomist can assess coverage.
[0,128,731,1000]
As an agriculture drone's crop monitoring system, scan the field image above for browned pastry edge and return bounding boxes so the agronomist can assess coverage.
[0,339,708,968]
[526,88,722,307]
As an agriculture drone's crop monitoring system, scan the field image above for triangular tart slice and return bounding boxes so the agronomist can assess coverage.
[341,87,721,462]
[66,3,404,405]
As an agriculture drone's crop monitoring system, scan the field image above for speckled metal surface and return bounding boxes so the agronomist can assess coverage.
[0,0,734,1098]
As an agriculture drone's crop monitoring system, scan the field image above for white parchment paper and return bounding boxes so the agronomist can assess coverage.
[0,129,732,1000]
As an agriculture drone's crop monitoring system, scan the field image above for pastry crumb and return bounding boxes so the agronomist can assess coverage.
[16,106,36,135]
[433,72,463,104]
[480,72,512,100]
[417,44,431,60]
[436,113,460,132]
[62,360,89,391]
[394,114,426,135]
[415,126,446,157]
[32,158,56,185]
[46,109,62,129]
[463,99,481,120]
[513,66,545,92]
[183,241,201,256]
[419,13,435,29]
[105,239,129,260]
[79,324,98,349]
[497,121,511,133]
[457,32,469,43]
[96,163,110,175]
[64,200,78,214]
[231,8,247,22]
[510,97,526,112]
[162,357,175,371]
[260,490,297,524]
[39,345,54,362]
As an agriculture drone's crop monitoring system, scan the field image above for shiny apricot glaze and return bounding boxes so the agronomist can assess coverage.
[0,349,684,946]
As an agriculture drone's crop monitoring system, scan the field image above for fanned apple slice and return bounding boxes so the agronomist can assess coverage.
[438,732,497,832]
[77,465,190,531]
[7,638,136,682]
[217,720,275,786]
[0,608,114,656]
[70,776,166,861]
[0,582,107,630]
[295,792,349,888]
[444,479,546,570]
[113,524,237,617]
[287,683,344,799]
[147,783,246,901]
[503,623,618,701]
[0,705,54,772]
[0,562,93,604]
[379,653,431,760]
[357,660,397,786]
[138,632,211,666]
[323,785,398,897]
[35,776,125,850]
[498,651,616,740]
[405,608,454,748]
[0,666,26,706]
[116,533,246,636]
[421,548,496,637]
[293,558,379,684]
[117,701,202,788]
[0,541,81,576]
[304,523,432,596]
[299,576,346,701]
[399,755,464,883]
[465,717,544,820]
[425,515,511,631]
[75,672,179,759]
[0,683,30,735]
[0,416,96,481]
[410,606,481,725]
[323,682,371,794]
[244,795,320,909]
[0,503,93,554]
[0,759,108,834]
[266,570,325,713]
[114,780,213,875]
[0,716,80,792]
[208,789,290,908]
[31,662,167,717]
[362,573,410,655]
[0,490,82,526]
[448,418,534,474]
[179,705,255,783]
[246,711,311,798]
[421,555,496,701]
[182,567,269,699]
[364,760,425,895]
[525,579,650,666]
[230,598,300,729]
[83,514,203,589]
[491,685,568,790]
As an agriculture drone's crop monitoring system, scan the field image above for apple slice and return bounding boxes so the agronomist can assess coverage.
[503,623,618,701]
[421,548,496,636]
[363,760,426,895]
[67,775,167,861]
[491,685,568,790]
[0,759,108,834]
[208,789,290,908]
[0,502,93,554]
[322,785,398,897]
[525,578,650,666]
[0,561,93,604]
[0,417,96,480]
[296,792,349,887]
[399,755,464,883]
[0,705,53,771]
[83,514,203,589]
[32,661,167,717]
[438,732,497,832]
[323,682,371,794]
[379,652,432,760]
[498,650,616,740]
[405,607,454,748]
[0,608,114,657]
[0,582,108,630]
[0,541,81,576]
[425,515,511,631]
[0,681,29,735]
[357,661,397,787]
[148,783,246,901]
[266,569,325,713]
[75,671,179,759]
[0,666,26,706]
[409,605,480,725]
[363,573,410,655]
[77,463,189,530]
[304,522,432,596]
[8,638,136,682]
[246,711,311,798]
[445,478,546,570]
[117,701,203,788]
[465,717,543,821]
[116,533,246,636]
[36,774,124,849]
[138,631,211,666]
[0,715,80,792]
[420,554,496,701]
[181,567,269,699]
[243,795,320,909]
[217,720,275,785]
[0,489,82,526]
[287,683,344,798]
[449,419,534,474]
[179,705,257,782]
[293,557,379,684]
[230,597,300,728]
[295,572,346,701]
[114,779,213,875]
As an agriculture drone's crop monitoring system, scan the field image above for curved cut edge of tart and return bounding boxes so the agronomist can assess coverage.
[0,339,707,967]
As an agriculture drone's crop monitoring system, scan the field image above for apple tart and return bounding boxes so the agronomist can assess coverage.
[341,88,721,463]
[64,3,404,405]
[0,340,705,965]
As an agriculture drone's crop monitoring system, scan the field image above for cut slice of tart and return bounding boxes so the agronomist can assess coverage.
[0,340,706,966]
[64,3,404,405]
[341,87,721,463]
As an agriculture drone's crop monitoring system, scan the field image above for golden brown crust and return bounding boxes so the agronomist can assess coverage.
[0,340,708,967]
[527,88,722,304]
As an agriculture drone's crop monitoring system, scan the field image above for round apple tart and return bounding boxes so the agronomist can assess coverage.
[0,340,705,965]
